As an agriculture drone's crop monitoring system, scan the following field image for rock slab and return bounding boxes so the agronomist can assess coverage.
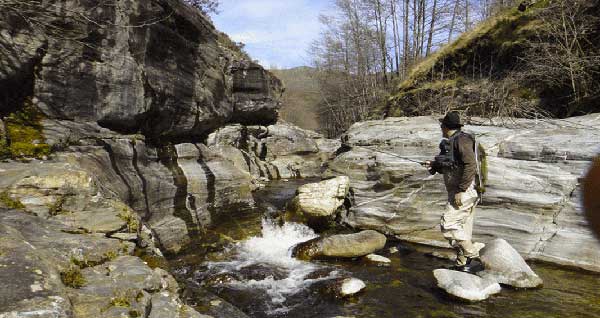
[325,114,600,271]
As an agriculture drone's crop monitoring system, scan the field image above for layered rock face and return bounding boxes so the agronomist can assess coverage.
[0,0,282,140]
[325,114,600,271]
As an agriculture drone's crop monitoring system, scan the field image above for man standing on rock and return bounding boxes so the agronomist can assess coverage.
[425,112,485,272]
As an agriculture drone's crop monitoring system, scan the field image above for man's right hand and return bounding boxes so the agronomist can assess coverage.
[423,161,437,175]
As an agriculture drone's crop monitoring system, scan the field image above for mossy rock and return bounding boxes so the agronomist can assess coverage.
[0,192,25,210]
[3,101,50,159]
[60,266,86,288]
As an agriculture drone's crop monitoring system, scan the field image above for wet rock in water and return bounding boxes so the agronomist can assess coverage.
[364,254,391,264]
[203,273,240,287]
[339,278,366,297]
[433,269,501,302]
[319,278,366,298]
[292,230,386,260]
[287,176,350,227]
[477,239,543,288]
[237,264,288,281]
[305,268,336,280]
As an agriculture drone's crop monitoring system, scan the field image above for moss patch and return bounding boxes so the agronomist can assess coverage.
[118,208,140,234]
[0,192,25,210]
[2,101,50,159]
[60,266,86,288]
[110,295,131,308]
[136,250,170,270]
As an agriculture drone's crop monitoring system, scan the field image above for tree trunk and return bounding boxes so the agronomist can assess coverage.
[375,0,388,85]
[391,0,401,76]
[448,0,460,43]
[426,0,438,56]
[465,0,471,31]
[412,0,419,61]
[403,0,410,76]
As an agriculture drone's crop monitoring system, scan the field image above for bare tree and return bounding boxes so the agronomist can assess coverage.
[523,0,600,116]
[183,0,220,14]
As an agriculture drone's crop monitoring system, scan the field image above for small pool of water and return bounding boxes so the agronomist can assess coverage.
[171,179,600,318]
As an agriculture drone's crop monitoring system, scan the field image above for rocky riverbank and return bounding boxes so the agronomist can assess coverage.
[2,0,600,316]
[324,114,600,271]
[0,0,336,316]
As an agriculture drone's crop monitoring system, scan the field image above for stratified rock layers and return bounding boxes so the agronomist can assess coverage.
[325,115,600,271]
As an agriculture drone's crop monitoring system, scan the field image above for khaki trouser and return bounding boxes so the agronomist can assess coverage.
[440,180,481,265]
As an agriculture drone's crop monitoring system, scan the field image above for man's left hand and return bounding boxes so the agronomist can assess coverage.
[454,193,463,207]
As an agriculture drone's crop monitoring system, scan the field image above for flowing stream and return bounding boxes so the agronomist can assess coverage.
[171,179,600,318]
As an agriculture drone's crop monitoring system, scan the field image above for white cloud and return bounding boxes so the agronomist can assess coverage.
[211,0,334,68]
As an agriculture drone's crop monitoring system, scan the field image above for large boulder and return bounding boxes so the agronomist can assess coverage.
[433,269,501,302]
[287,176,350,224]
[477,239,543,288]
[0,1,281,141]
[292,230,386,260]
[325,114,600,271]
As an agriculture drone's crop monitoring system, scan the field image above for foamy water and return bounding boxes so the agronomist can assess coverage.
[201,219,338,314]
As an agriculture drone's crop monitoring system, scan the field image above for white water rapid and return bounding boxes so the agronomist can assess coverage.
[201,219,339,315]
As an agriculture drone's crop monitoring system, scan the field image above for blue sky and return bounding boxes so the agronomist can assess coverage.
[211,0,334,69]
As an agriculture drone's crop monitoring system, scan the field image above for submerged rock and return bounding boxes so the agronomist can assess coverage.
[287,176,351,227]
[292,230,386,260]
[477,239,543,288]
[433,269,501,301]
[364,254,391,264]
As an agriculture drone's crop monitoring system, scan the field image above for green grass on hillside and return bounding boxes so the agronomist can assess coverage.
[400,2,547,91]
[383,1,551,118]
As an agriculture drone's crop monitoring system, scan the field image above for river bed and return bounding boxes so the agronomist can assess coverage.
[170,179,600,318]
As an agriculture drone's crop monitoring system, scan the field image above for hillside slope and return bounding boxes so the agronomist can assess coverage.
[382,0,600,119]
[271,67,321,132]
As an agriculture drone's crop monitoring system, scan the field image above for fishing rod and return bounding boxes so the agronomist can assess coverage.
[346,144,427,165]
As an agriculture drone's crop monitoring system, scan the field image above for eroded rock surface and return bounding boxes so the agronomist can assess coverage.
[0,0,282,140]
[207,122,337,179]
[325,115,600,271]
